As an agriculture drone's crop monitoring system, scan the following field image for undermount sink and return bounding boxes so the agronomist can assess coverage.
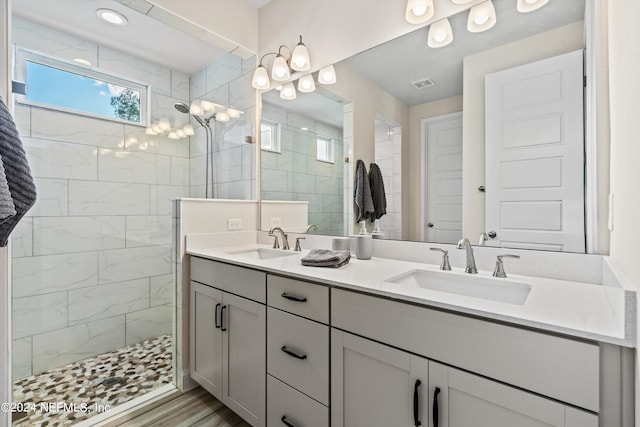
[227,248,300,260]
[385,269,531,305]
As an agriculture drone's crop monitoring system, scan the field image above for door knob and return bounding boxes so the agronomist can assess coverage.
[488,231,497,238]
[427,222,434,228]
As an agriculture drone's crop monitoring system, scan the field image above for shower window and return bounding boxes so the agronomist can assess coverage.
[13,47,149,125]
[261,119,281,153]
[316,136,334,163]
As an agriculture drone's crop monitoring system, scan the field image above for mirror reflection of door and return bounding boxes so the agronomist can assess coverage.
[424,112,463,244]
[485,50,585,252]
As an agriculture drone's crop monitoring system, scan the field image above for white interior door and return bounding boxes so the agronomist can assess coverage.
[485,50,585,252]
[424,112,463,243]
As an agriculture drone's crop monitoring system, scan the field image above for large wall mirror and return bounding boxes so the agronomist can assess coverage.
[259,0,600,254]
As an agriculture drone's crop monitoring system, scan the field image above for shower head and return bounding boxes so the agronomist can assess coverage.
[174,102,209,128]
[174,102,189,114]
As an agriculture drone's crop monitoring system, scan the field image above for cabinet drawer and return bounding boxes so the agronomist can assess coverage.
[190,256,266,303]
[332,288,600,412]
[267,375,328,427]
[267,308,329,405]
[267,275,329,323]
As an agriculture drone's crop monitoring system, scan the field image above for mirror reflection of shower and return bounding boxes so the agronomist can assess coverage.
[174,101,244,198]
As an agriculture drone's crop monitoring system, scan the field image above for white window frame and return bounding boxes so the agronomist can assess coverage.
[13,47,150,126]
[316,135,335,163]
[260,119,281,153]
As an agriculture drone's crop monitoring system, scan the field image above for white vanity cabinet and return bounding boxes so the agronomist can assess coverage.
[331,288,600,426]
[266,275,330,427]
[190,257,267,427]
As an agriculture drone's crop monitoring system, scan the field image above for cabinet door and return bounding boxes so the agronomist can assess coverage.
[332,329,428,427]
[428,361,598,427]
[222,292,266,427]
[190,281,223,399]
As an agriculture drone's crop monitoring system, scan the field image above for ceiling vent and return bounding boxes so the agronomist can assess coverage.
[411,77,436,89]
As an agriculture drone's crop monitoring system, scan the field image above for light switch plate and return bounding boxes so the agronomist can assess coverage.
[228,218,243,231]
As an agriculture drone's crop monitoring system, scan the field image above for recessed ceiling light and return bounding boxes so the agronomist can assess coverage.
[96,9,128,26]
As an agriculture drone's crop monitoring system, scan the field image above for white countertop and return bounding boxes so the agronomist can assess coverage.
[187,243,635,347]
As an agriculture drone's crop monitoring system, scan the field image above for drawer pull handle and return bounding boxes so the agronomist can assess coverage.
[433,386,441,427]
[281,415,296,427]
[281,345,307,360]
[221,305,228,332]
[214,303,221,329]
[281,292,307,302]
[413,379,422,426]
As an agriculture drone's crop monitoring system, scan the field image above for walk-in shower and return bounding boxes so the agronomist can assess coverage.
[175,101,245,199]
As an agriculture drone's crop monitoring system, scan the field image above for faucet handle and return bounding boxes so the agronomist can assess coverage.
[493,254,520,278]
[294,237,305,252]
[430,248,451,271]
[269,233,280,249]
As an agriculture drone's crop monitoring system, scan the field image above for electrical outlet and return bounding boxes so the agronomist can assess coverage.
[227,218,243,231]
[270,217,282,228]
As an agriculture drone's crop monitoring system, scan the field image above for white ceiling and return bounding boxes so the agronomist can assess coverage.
[344,0,585,106]
[11,0,229,75]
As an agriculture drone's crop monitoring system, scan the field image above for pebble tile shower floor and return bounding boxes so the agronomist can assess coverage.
[12,334,173,426]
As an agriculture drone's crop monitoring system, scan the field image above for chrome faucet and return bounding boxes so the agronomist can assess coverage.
[269,227,290,250]
[457,237,478,274]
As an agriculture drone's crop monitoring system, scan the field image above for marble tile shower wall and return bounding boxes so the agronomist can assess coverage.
[375,122,402,240]
[189,53,257,200]
[261,103,344,236]
[10,18,185,379]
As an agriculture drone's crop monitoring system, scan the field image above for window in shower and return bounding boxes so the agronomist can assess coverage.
[316,136,334,163]
[261,119,281,153]
[14,47,149,125]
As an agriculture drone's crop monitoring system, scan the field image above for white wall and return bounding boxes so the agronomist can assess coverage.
[260,201,308,233]
[607,0,640,422]
[0,2,10,426]
[461,21,584,240]
[149,0,259,54]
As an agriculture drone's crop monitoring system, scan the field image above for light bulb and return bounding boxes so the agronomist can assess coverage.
[183,124,195,136]
[158,117,171,131]
[280,82,297,100]
[517,0,550,12]
[474,12,489,25]
[405,0,434,24]
[251,65,270,90]
[152,123,163,134]
[298,75,316,93]
[271,54,290,82]
[428,18,453,48]
[200,100,216,112]
[145,127,156,135]
[189,101,204,116]
[291,37,311,72]
[317,65,336,85]
[216,111,230,122]
[176,129,186,138]
[468,1,496,33]
[412,4,427,16]
[227,108,241,118]
[168,132,178,140]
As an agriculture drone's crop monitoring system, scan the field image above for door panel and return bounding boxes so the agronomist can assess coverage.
[332,329,428,427]
[222,292,266,426]
[190,282,223,399]
[485,50,585,252]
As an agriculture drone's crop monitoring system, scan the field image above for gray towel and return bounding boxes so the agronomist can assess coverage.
[369,163,387,221]
[0,100,37,246]
[301,249,351,268]
[0,154,16,222]
[354,159,374,223]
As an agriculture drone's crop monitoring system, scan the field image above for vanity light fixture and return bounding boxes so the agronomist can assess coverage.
[96,8,128,26]
[517,0,551,13]
[428,18,453,48]
[449,0,474,3]
[158,117,171,132]
[467,0,497,33]
[251,35,337,98]
[405,0,435,24]
[183,124,195,136]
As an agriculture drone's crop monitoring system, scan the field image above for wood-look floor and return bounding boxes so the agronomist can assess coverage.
[110,387,250,427]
